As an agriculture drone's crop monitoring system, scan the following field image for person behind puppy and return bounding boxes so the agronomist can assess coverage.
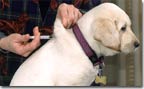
[0,0,101,86]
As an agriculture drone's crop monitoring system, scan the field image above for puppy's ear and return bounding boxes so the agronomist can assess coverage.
[93,18,120,51]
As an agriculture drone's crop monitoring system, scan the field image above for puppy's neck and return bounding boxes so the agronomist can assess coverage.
[75,14,102,57]
[76,11,119,57]
[53,15,118,57]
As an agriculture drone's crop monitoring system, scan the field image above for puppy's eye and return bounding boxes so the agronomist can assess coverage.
[121,25,126,31]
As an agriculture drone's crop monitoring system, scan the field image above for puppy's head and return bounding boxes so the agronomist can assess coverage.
[91,3,140,55]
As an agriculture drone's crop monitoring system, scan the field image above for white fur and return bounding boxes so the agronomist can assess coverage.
[10,3,139,86]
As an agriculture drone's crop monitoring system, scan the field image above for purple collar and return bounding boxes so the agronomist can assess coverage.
[72,24,104,65]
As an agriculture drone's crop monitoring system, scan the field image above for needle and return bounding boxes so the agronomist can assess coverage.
[30,35,51,39]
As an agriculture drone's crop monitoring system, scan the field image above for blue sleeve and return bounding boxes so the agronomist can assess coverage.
[91,0,102,6]
[0,32,6,38]
[79,0,102,13]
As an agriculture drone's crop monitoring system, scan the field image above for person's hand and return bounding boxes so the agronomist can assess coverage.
[57,3,82,28]
[0,26,40,57]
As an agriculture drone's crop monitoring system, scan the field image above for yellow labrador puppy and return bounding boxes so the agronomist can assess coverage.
[10,3,139,86]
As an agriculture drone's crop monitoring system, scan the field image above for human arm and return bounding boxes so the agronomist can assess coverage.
[0,2,88,57]
[56,3,82,28]
[0,27,40,57]
[56,0,102,28]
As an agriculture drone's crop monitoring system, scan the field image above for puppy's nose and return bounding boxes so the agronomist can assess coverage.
[134,41,140,48]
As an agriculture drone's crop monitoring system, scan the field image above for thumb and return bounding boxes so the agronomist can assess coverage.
[7,33,29,43]
[20,34,30,42]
